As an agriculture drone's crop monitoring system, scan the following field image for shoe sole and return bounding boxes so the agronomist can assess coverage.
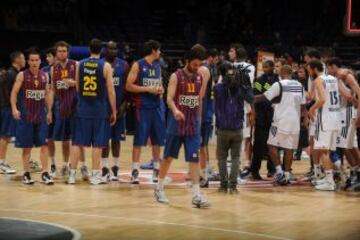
[23,181,35,185]
[42,182,54,185]
[192,203,211,208]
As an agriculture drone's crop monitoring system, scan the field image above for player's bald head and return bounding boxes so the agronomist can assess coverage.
[107,41,117,49]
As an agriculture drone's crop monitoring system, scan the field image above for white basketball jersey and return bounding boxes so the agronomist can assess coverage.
[315,74,340,131]
[264,79,306,134]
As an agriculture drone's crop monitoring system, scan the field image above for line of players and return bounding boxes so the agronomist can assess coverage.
[0,39,359,208]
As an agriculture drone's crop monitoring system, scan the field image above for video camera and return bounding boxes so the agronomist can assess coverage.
[218,61,252,89]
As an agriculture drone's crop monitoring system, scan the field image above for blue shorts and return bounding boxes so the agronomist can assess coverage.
[164,134,201,162]
[52,117,74,141]
[200,122,213,147]
[111,117,126,141]
[72,118,110,148]
[134,108,165,146]
[0,109,16,138]
[15,119,48,148]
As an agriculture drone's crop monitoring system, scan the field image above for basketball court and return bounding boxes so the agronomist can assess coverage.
[0,139,359,240]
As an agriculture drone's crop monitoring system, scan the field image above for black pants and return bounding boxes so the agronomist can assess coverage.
[250,125,275,174]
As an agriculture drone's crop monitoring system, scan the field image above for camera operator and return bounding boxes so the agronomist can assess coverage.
[214,62,254,194]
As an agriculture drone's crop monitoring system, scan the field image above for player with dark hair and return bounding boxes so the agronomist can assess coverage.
[126,40,164,184]
[154,48,210,208]
[10,49,54,184]
[0,51,25,174]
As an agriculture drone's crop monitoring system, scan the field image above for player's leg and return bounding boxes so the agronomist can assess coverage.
[315,149,336,191]
[22,148,34,184]
[48,140,56,176]
[131,109,150,184]
[186,135,210,208]
[111,140,121,180]
[155,134,180,204]
[89,118,110,185]
[36,121,54,185]
[150,109,165,183]
[283,149,294,183]
[0,137,15,174]
[0,109,16,174]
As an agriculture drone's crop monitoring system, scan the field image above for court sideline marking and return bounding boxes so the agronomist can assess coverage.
[0,208,293,240]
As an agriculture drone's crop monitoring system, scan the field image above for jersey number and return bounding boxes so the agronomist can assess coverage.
[329,91,338,105]
[84,76,97,91]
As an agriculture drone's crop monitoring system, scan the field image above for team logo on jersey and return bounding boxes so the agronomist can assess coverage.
[34,79,39,88]
[56,80,69,90]
[113,77,120,86]
[26,90,45,100]
[179,95,199,108]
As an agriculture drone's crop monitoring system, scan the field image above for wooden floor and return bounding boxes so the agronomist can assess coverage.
[0,137,360,240]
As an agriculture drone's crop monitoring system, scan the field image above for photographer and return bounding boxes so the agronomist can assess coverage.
[214,62,254,194]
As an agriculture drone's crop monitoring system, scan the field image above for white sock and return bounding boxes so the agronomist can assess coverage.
[334,160,341,170]
[351,165,359,172]
[102,158,109,168]
[314,164,321,175]
[158,178,165,190]
[284,171,290,180]
[92,169,100,176]
[132,162,139,170]
[153,161,160,170]
[201,169,208,181]
[0,159,5,165]
[244,160,250,168]
[192,184,200,197]
[275,165,283,174]
[113,157,119,167]
[70,169,76,175]
[81,161,86,167]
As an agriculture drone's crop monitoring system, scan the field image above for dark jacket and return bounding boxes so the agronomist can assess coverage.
[214,83,253,130]
[0,66,19,110]
[253,73,279,127]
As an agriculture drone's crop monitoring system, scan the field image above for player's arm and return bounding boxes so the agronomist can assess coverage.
[118,62,130,118]
[125,62,158,94]
[10,72,24,120]
[308,77,326,121]
[45,73,53,124]
[167,73,184,121]
[198,66,210,123]
[198,66,210,99]
[344,73,360,105]
[337,80,353,102]
[254,81,280,103]
[75,62,80,91]
[104,62,117,126]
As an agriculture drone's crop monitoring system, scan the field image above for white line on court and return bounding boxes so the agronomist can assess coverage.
[0,216,81,240]
[0,208,293,240]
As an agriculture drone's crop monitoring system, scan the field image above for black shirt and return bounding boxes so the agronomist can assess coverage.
[0,66,19,110]
[253,73,279,127]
